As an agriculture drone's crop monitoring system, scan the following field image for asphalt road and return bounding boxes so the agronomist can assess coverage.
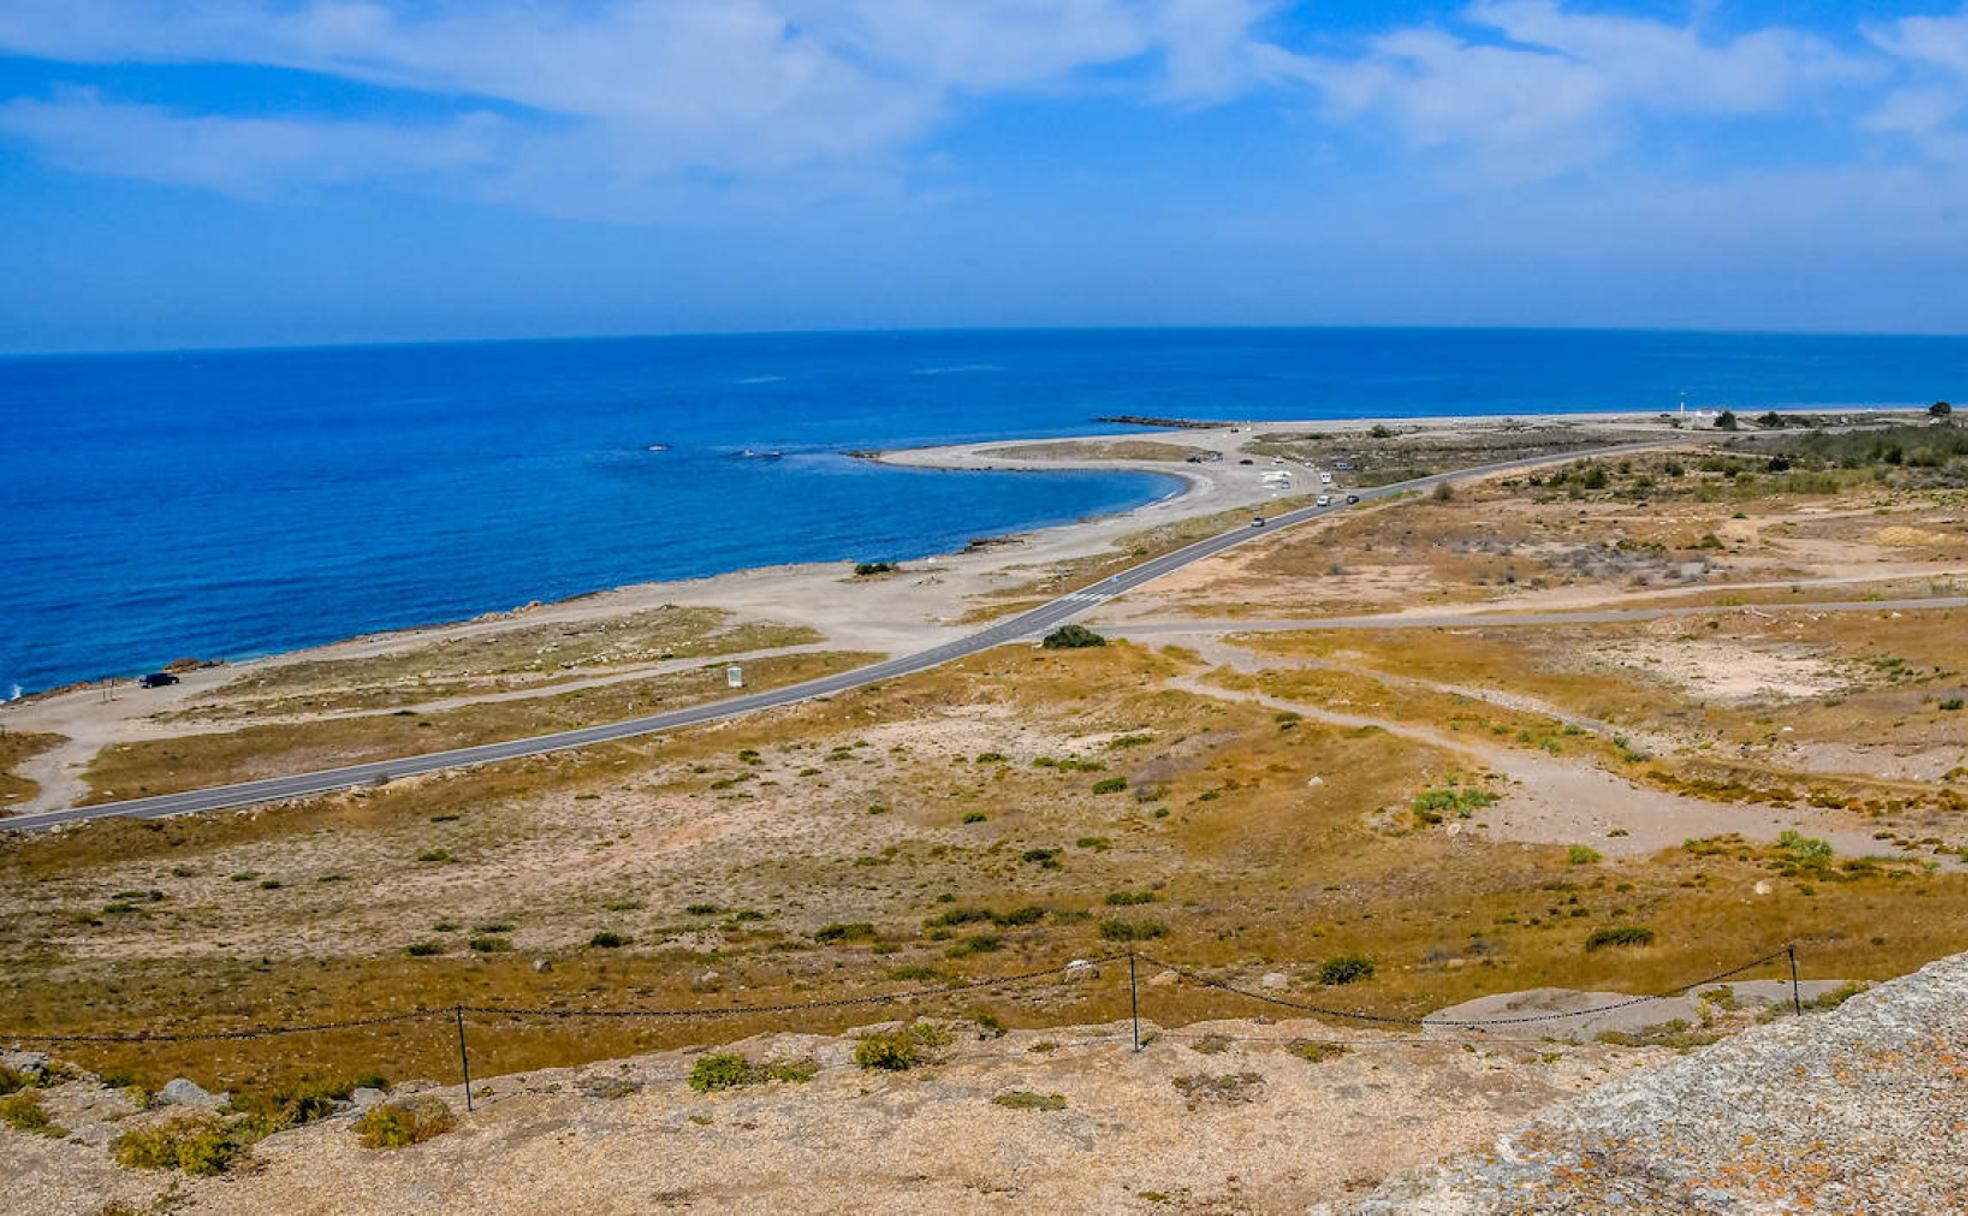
[4,440,1677,833]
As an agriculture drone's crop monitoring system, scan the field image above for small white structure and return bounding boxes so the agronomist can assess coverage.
[726,665,744,689]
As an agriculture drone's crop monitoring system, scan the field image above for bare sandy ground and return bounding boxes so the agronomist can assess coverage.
[8,1013,1670,1216]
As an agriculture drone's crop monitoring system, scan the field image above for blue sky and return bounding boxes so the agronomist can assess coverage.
[1,1,1965,353]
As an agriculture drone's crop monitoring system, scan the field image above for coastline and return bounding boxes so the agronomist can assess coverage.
[4,405,1918,701]
[1,404,1935,817]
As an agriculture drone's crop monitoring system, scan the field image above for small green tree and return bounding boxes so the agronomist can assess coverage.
[1714,410,1739,431]
[1933,401,1954,418]
[1041,624,1106,650]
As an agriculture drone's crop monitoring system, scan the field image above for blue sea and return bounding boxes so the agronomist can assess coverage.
[3,327,1963,695]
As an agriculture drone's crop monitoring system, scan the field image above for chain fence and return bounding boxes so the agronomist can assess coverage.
[1,941,1816,1110]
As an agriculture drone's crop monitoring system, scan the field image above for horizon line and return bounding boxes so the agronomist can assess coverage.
[7,318,1968,362]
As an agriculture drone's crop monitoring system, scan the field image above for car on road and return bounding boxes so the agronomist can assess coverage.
[1317,494,1330,506]
[1250,515,1266,527]
[1346,493,1360,504]
[138,672,180,689]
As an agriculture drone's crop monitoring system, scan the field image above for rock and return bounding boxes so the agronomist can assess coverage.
[1147,969,1179,988]
[349,1087,388,1109]
[1306,776,1325,788]
[531,958,554,973]
[1260,972,1290,991]
[158,1077,227,1109]
[1753,880,1772,896]
[1,1050,49,1077]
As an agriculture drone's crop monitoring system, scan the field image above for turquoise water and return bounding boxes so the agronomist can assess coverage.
[3,326,1962,694]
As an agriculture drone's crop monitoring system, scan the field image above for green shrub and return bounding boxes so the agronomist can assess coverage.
[1778,830,1833,864]
[685,904,722,916]
[405,940,443,957]
[1091,777,1128,795]
[1105,890,1157,906]
[1939,698,1963,712]
[587,931,629,948]
[1040,624,1106,650]
[1290,1040,1351,1064]
[946,933,1003,957]
[853,561,898,576]
[886,965,942,982]
[962,811,988,823]
[854,1022,951,1072]
[688,1053,753,1093]
[1318,955,1375,985]
[1021,848,1061,868]
[1567,846,1602,865]
[813,921,877,943]
[112,1114,243,1175]
[1098,919,1166,941]
[467,935,511,953]
[991,1090,1066,1111]
[415,849,452,863]
[990,905,1046,927]
[0,1091,61,1136]
[0,1066,27,1095]
[353,1097,456,1150]
[1585,925,1656,951]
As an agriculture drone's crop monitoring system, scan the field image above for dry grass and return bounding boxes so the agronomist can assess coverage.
[7,639,1968,1102]
[0,730,63,810]
[79,651,878,803]
[992,439,1202,462]
[173,609,821,720]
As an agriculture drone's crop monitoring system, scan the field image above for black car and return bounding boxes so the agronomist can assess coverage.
[1346,494,1360,504]
[138,672,181,689]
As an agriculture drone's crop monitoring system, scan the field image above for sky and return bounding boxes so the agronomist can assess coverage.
[1,1,1966,353]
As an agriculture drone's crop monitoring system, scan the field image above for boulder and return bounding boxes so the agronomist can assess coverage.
[158,1077,227,1109]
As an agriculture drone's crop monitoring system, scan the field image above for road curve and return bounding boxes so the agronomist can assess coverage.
[4,440,1676,833]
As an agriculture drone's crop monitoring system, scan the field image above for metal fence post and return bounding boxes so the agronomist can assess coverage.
[1129,951,1141,1053]
[1787,943,1803,1017]
[455,1005,474,1112]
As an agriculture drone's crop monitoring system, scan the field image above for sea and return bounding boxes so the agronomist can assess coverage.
[4,326,1963,696]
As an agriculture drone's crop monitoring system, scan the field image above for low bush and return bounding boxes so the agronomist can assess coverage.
[855,1022,953,1072]
[813,921,878,943]
[991,1091,1066,1111]
[467,935,511,953]
[1098,919,1167,942]
[353,1097,456,1150]
[689,1052,818,1092]
[1091,777,1128,795]
[853,561,898,576]
[405,940,443,957]
[1040,624,1106,650]
[1585,925,1656,951]
[1317,955,1375,986]
[112,1114,244,1175]
[587,931,629,948]
[1290,1040,1351,1064]
[0,1091,61,1136]
[1567,846,1602,865]
[1105,889,1157,906]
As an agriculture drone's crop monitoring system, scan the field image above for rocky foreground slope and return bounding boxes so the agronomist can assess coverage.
[4,954,1964,1214]
[1337,950,1968,1213]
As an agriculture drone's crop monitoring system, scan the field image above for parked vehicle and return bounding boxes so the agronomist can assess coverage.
[1250,515,1266,527]
[139,672,180,689]
[1346,493,1361,504]
[1317,494,1331,506]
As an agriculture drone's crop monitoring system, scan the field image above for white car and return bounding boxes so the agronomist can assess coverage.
[1317,494,1331,506]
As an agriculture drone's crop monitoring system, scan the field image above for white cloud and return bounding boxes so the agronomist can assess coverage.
[0,0,1297,210]
[0,89,503,196]
[1282,0,1874,181]
[1863,7,1968,164]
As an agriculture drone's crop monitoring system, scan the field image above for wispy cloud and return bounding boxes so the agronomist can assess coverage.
[1280,1,1876,181]
[0,1,1958,213]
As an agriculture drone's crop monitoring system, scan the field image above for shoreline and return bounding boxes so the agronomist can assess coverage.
[0,404,1924,708]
